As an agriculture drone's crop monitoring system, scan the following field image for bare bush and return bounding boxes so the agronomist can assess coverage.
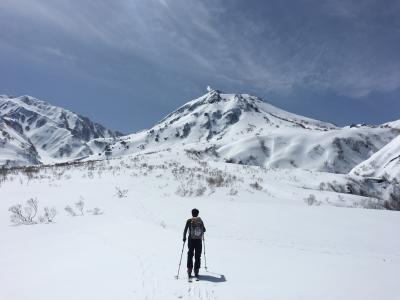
[65,205,77,216]
[39,207,57,223]
[9,198,39,225]
[92,207,103,215]
[23,166,40,180]
[115,186,128,198]
[249,182,263,191]
[195,185,207,196]
[176,183,193,197]
[384,192,400,211]
[176,182,206,197]
[87,207,104,215]
[229,188,238,196]
[160,220,166,229]
[359,198,384,210]
[206,174,224,187]
[304,194,321,206]
[0,166,9,186]
[75,199,85,216]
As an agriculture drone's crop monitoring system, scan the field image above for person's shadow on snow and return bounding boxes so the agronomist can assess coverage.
[198,272,226,283]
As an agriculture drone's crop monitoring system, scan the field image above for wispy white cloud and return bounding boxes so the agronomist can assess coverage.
[0,0,399,98]
[40,47,75,61]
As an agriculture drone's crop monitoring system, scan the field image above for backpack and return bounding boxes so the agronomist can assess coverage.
[190,217,204,239]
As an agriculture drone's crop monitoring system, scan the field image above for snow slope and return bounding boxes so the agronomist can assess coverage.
[94,90,399,173]
[350,135,400,181]
[0,151,399,300]
[383,119,400,129]
[0,95,122,166]
[0,117,41,166]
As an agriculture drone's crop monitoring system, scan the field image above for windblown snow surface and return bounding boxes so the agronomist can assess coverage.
[1,150,399,300]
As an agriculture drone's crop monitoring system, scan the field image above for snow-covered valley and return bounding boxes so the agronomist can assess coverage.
[1,151,399,300]
[1,90,399,300]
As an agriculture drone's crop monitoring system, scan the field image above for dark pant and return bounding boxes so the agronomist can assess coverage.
[187,238,202,270]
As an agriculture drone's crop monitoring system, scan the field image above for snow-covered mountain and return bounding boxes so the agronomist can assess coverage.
[1,92,399,300]
[0,117,41,166]
[0,95,122,167]
[383,119,400,129]
[350,135,400,181]
[2,90,399,174]
[94,89,399,173]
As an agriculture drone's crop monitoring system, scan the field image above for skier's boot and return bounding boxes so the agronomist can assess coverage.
[187,267,193,278]
[194,268,199,278]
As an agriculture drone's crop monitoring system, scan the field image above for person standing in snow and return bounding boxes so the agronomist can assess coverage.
[183,208,206,278]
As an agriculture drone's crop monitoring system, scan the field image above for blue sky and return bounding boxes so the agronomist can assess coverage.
[0,0,399,133]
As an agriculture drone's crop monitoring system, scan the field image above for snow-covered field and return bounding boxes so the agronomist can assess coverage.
[1,152,399,300]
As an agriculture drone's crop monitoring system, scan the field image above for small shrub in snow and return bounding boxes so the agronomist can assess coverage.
[304,194,321,206]
[92,207,103,215]
[176,181,206,197]
[384,192,400,211]
[195,185,207,196]
[87,171,94,179]
[225,158,236,164]
[229,188,238,196]
[206,174,224,187]
[23,166,40,180]
[75,199,85,216]
[360,199,383,210]
[259,139,270,156]
[9,198,39,225]
[115,186,128,198]
[337,195,345,202]
[327,180,347,193]
[176,183,193,197]
[249,182,263,191]
[39,207,57,224]
[0,167,9,186]
[86,207,104,215]
[65,205,77,216]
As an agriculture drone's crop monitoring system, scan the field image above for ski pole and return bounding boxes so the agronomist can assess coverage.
[175,240,186,279]
[203,235,208,271]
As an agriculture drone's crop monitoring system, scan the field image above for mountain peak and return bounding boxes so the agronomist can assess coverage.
[97,91,357,167]
[159,91,335,135]
[99,85,397,173]
[0,94,122,167]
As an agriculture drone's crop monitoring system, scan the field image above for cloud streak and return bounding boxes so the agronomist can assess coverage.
[0,0,399,98]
